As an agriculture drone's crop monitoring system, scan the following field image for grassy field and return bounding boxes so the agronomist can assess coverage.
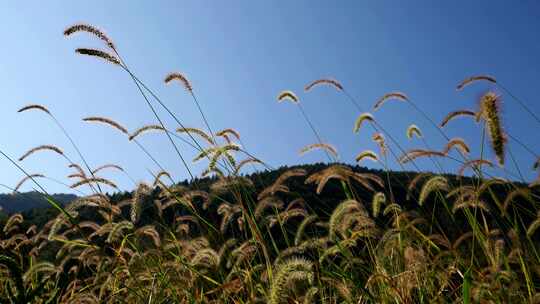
[1,24,540,303]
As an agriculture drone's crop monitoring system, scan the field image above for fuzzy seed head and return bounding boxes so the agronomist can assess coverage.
[277,90,299,103]
[164,72,193,92]
[456,75,496,91]
[83,116,128,134]
[353,113,374,133]
[64,23,116,50]
[373,92,408,111]
[304,78,343,92]
[19,145,64,162]
[75,48,120,65]
[479,92,506,166]
[17,104,51,115]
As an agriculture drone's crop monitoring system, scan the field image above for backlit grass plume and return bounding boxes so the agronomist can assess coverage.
[371,192,386,217]
[407,173,431,201]
[74,48,121,66]
[193,144,241,165]
[68,163,86,176]
[304,78,343,92]
[458,159,494,176]
[418,176,449,206]
[274,168,307,186]
[406,124,422,139]
[294,215,318,246]
[353,113,374,133]
[502,188,532,214]
[70,177,118,190]
[329,199,371,239]
[18,145,64,161]
[372,133,387,156]
[215,128,241,141]
[299,143,338,159]
[64,23,116,50]
[13,174,45,193]
[277,90,299,103]
[164,72,193,92]
[373,92,408,111]
[153,170,173,186]
[269,258,313,304]
[400,149,446,164]
[478,92,506,166]
[440,109,476,127]
[306,165,383,194]
[3,213,23,233]
[207,144,240,170]
[452,200,489,214]
[129,125,166,141]
[83,116,129,134]
[258,168,307,199]
[91,164,124,175]
[176,127,214,145]
[17,104,51,115]
[106,221,134,243]
[131,183,151,223]
[234,157,263,175]
[456,75,496,91]
[355,150,378,164]
[442,137,470,156]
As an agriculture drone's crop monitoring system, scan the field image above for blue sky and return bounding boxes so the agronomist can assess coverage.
[0,1,539,194]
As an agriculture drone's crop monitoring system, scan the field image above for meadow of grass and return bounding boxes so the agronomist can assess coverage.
[1,24,540,303]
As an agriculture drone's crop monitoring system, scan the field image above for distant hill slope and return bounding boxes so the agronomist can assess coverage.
[0,191,77,213]
[0,162,525,231]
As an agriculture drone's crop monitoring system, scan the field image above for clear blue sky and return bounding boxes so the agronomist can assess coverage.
[1,1,539,194]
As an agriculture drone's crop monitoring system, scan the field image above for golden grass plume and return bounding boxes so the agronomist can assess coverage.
[64,23,116,50]
[176,127,214,145]
[406,124,422,139]
[372,132,387,156]
[75,48,120,65]
[440,109,476,128]
[216,128,241,141]
[19,145,64,161]
[373,92,408,111]
[91,164,124,175]
[129,125,166,141]
[418,176,449,206]
[70,177,118,189]
[456,75,496,91]
[478,92,506,166]
[83,116,128,134]
[164,72,193,92]
[234,158,263,175]
[17,104,51,115]
[399,149,446,164]
[371,192,386,217]
[458,159,494,176]
[299,143,338,159]
[304,78,343,92]
[442,137,470,156]
[353,113,374,133]
[407,173,431,201]
[277,90,299,103]
[14,174,45,193]
[355,150,378,164]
